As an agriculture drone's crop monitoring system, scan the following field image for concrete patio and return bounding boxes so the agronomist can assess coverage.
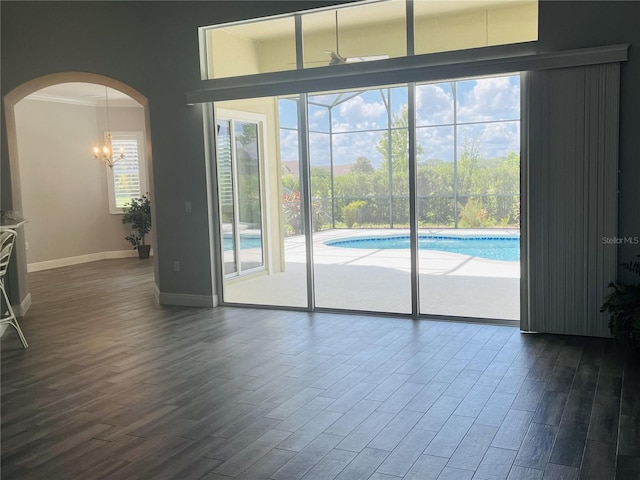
[223,229,520,321]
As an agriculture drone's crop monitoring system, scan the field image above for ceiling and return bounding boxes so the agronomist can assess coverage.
[25,83,141,107]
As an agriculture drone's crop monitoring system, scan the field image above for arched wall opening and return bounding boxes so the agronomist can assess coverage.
[3,72,157,316]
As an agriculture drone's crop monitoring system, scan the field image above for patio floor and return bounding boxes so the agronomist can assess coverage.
[224,229,520,321]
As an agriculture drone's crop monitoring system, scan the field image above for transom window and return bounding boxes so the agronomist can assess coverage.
[200,0,537,80]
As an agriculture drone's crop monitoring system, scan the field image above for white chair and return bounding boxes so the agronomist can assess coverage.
[0,229,28,348]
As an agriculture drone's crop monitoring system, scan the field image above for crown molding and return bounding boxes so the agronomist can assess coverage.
[24,93,141,108]
[25,92,97,106]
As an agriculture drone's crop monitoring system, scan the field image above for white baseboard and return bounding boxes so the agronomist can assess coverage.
[158,292,217,308]
[14,292,32,317]
[27,249,153,272]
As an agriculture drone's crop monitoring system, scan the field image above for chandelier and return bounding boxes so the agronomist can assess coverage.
[93,86,124,167]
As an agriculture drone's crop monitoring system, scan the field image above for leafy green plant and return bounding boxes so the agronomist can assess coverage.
[342,200,367,228]
[312,198,329,232]
[122,195,152,249]
[282,191,302,235]
[458,198,494,228]
[601,255,640,340]
[623,256,640,276]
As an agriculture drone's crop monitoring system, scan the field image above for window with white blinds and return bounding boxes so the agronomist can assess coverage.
[106,132,148,214]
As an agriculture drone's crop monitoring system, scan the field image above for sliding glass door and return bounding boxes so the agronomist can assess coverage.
[212,74,520,320]
[307,86,412,313]
[216,116,264,277]
[215,101,309,308]
[416,76,521,320]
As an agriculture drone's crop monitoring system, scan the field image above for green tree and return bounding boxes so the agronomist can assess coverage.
[374,106,424,225]
[457,135,481,194]
[375,106,424,179]
[493,151,520,224]
[417,160,455,226]
[310,168,332,230]
[351,156,374,174]
[310,167,331,198]
[333,169,388,225]
[235,122,257,147]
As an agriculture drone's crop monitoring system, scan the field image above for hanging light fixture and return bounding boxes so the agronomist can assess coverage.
[93,86,124,167]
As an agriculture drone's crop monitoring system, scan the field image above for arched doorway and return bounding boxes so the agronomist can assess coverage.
[3,73,156,315]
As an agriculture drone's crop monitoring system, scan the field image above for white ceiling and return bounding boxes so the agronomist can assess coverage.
[25,83,141,107]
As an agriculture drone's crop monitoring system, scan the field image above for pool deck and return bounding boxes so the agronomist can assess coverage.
[224,228,521,320]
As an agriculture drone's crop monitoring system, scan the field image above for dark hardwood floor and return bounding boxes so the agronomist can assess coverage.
[2,259,639,480]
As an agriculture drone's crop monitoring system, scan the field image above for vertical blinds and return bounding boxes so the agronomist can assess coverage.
[526,63,619,337]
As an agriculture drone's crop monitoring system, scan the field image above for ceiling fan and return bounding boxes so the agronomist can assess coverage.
[319,10,388,66]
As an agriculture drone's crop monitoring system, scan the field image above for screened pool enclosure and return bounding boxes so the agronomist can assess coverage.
[213,74,521,320]
[279,77,520,233]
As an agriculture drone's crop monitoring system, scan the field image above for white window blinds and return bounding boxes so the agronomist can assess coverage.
[107,132,147,213]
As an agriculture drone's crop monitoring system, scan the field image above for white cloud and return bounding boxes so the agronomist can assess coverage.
[457,76,520,122]
[416,126,454,162]
[309,106,329,132]
[333,95,387,131]
[279,129,299,162]
[332,121,352,132]
[311,109,327,120]
[309,132,331,165]
[416,83,454,126]
[458,121,520,159]
[278,75,520,169]
[332,131,384,166]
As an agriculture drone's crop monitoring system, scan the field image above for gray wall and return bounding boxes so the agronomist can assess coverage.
[535,0,640,283]
[2,1,639,302]
[0,0,339,301]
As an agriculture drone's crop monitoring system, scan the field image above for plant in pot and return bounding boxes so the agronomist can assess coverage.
[601,254,640,360]
[122,194,152,259]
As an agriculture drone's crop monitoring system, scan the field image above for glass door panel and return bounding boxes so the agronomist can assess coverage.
[216,120,237,276]
[416,75,521,320]
[234,121,264,272]
[216,116,265,280]
[309,85,411,314]
[215,97,308,308]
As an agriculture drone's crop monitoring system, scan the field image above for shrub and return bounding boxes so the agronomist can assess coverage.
[458,198,493,228]
[342,200,367,228]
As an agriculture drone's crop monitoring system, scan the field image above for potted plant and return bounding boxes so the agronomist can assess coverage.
[122,194,152,259]
[601,254,640,359]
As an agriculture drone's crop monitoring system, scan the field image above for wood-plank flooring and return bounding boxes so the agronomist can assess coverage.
[2,258,639,480]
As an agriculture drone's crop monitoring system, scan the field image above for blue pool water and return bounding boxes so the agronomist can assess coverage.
[325,235,520,261]
[223,236,262,251]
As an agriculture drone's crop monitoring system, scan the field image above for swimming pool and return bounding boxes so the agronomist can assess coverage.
[325,234,520,261]
[223,236,262,251]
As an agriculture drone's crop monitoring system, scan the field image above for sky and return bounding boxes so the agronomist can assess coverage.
[279,74,520,167]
